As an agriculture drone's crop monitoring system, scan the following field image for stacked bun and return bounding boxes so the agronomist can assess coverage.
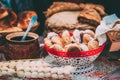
[0,8,22,33]
[17,11,39,31]
[0,6,39,33]
[44,29,99,52]
[44,2,106,36]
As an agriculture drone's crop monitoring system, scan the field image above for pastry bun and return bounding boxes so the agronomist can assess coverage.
[64,43,81,52]
[0,9,17,31]
[62,30,71,45]
[83,33,93,44]
[84,29,95,37]
[50,44,65,51]
[17,11,38,29]
[51,36,64,47]
[88,39,99,50]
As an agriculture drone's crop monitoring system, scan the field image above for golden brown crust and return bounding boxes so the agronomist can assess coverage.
[17,11,38,29]
[78,9,101,26]
[44,2,81,18]
[44,2,107,35]
[87,39,99,50]
[45,2,106,18]
[79,3,106,17]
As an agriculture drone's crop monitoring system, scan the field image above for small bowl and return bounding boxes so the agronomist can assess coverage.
[4,32,40,60]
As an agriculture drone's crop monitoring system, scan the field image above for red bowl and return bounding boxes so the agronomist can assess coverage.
[44,32,105,66]
[45,43,105,58]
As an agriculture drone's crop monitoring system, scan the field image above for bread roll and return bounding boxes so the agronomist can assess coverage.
[51,36,64,47]
[64,43,81,52]
[88,39,99,50]
[62,30,71,45]
[84,29,95,37]
[44,38,53,47]
[83,33,93,44]
[50,44,65,51]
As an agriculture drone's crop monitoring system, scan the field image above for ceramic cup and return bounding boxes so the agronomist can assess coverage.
[4,32,40,60]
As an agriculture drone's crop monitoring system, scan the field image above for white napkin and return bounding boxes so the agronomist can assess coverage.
[95,14,120,46]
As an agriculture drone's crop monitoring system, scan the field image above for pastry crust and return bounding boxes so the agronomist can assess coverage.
[45,2,106,18]
[44,2,81,18]
[78,9,101,26]
[79,3,106,17]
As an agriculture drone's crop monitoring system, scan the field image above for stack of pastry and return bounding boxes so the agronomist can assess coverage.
[0,8,22,33]
[44,29,99,52]
[44,2,106,36]
[17,11,39,31]
[0,6,39,33]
